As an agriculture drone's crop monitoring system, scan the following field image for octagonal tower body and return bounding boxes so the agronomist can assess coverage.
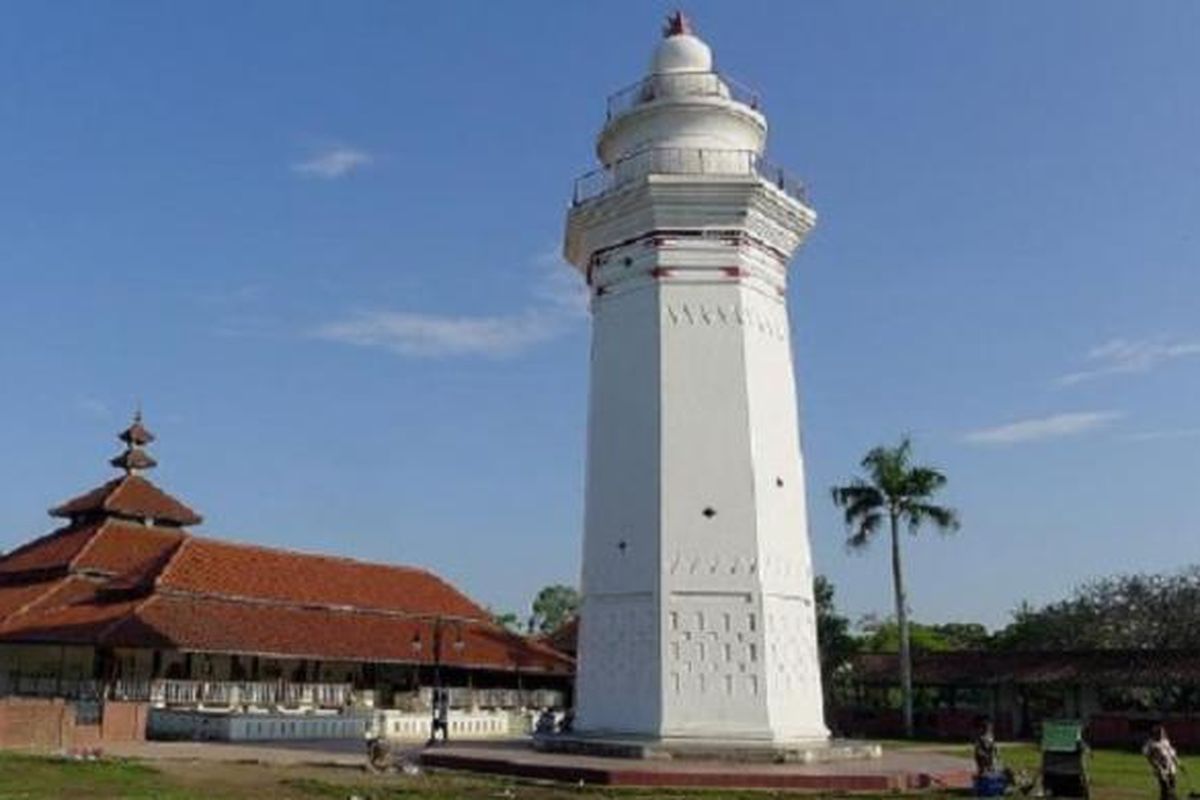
[564,19,828,742]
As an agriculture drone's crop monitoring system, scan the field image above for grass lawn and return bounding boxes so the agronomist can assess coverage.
[0,753,185,800]
[891,740,1200,800]
[0,744,1196,799]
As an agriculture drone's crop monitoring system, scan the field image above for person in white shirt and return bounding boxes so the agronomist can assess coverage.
[1143,723,1181,800]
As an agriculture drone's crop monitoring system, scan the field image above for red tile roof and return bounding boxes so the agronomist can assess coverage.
[92,595,570,672]
[71,522,185,579]
[0,523,101,576]
[0,521,183,580]
[0,520,573,673]
[0,594,141,645]
[158,537,487,619]
[0,417,573,672]
[0,579,65,620]
[49,476,202,527]
[0,576,119,630]
[50,475,203,527]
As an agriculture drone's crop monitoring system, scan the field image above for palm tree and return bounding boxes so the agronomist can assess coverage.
[831,437,959,738]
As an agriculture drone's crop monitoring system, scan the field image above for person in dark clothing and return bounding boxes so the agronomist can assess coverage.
[426,688,450,746]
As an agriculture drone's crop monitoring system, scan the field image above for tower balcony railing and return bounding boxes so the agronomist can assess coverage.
[572,147,808,207]
[606,71,761,120]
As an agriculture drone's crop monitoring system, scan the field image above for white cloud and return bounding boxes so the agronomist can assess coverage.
[531,246,590,318]
[1058,337,1200,386]
[314,249,588,358]
[213,314,281,339]
[291,146,373,179]
[1123,428,1200,443]
[313,309,559,358]
[963,411,1122,445]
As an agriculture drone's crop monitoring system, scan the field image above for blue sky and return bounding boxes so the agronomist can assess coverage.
[1,2,1197,629]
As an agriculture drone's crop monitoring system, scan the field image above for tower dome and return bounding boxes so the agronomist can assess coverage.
[650,33,712,74]
[651,13,713,74]
[596,13,765,168]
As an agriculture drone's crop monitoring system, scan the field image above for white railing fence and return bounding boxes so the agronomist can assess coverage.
[0,674,352,709]
[0,673,563,713]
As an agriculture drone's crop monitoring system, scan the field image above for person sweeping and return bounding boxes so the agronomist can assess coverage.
[1144,723,1182,800]
[974,716,1000,777]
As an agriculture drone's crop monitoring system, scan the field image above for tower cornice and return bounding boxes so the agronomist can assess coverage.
[566,176,815,273]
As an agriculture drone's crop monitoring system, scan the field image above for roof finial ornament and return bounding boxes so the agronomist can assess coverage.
[111,409,157,476]
[663,10,693,38]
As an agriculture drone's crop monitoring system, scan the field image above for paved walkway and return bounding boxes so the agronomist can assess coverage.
[104,737,975,791]
[420,741,975,791]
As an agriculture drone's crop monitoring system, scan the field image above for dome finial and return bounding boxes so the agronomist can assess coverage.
[663,10,693,38]
[112,408,157,475]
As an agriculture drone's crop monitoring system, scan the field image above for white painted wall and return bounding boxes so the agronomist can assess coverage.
[573,225,827,742]
[369,709,518,741]
[149,709,368,741]
[149,708,518,742]
[575,285,662,734]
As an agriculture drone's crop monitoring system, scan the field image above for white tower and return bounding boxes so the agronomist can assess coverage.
[564,14,828,745]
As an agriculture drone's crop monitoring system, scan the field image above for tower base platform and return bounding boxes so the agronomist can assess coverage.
[419,740,974,791]
[533,732,882,763]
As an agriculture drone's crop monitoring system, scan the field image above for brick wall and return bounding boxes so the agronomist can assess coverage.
[101,701,148,742]
[0,698,147,750]
[0,697,71,749]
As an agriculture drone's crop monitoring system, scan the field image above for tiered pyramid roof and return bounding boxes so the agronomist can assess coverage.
[0,415,571,674]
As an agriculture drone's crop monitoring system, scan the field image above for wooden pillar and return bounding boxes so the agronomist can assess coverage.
[56,645,66,696]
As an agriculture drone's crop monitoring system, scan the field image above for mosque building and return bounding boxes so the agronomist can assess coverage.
[0,414,571,741]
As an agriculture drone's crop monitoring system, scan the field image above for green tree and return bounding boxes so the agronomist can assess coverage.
[491,610,523,633]
[858,617,953,653]
[528,584,580,634]
[931,622,991,650]
[831,436,960,738]
[993,567,1200,651]
[857,618,988,653]
[814,576,859,711]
